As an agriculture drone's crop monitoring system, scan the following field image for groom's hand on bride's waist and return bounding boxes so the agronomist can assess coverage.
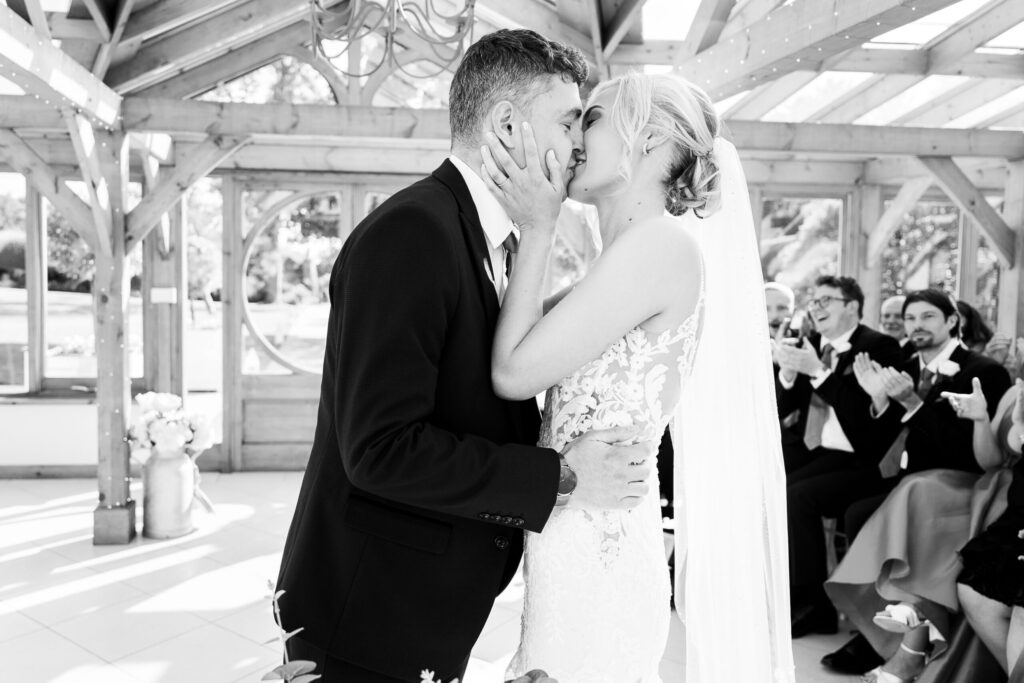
[561,426,654,510]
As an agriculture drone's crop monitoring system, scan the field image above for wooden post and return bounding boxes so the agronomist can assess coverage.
[956,213,978,303]
[142,177,186,398]
[997,161,1024,338]
[92,131,134,544]
[857,184,883,326]
[221,176,244,472]
[24,185,46,393]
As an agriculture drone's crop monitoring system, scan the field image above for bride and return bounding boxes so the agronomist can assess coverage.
[482,72,795,683]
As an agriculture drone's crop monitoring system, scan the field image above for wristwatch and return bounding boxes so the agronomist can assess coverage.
[555,454,577,506]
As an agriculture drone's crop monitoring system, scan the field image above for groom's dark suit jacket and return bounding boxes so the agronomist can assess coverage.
[776,324,903,464]
[277,160,559,680]
[873,344,1011,474]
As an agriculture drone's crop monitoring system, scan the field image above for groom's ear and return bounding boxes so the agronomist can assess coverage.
[487,100,517,149]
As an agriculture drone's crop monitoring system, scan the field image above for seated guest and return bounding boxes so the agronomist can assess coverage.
[824,380,1022,682]
[957,380,1024,682]
[820,288,1012,674]
[766,281,796,340]
[957,300,994,354]
[776,275,903,637]
[765,281,811,473]
[880,295,915,362]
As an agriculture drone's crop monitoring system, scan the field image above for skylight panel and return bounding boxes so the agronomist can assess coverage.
[855,75,971,125]
[869,0,990,47]
[763,72,876,122]
[945,84,1024,128]
[985,20,1024,50]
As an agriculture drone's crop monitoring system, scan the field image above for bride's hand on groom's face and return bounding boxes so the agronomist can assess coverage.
[481,122,565,234]
[561,426,654,510]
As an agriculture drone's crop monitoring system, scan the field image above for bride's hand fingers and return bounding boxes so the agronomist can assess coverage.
[545,149,564,195]
[484,131,524,181]
[480,147,508,191]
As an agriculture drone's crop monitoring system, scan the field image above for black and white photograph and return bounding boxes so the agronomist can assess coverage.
[1,1,1023,682]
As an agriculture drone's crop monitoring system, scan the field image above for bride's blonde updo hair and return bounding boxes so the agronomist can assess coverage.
[589,72,721,217]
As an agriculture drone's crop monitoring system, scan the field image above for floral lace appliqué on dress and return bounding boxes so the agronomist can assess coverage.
[507,297,703,683]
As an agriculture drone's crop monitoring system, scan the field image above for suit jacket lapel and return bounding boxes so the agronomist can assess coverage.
[431,161,537,439]
[432,161,500,329]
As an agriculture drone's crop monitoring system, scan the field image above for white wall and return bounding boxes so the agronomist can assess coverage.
[0,404,97,465]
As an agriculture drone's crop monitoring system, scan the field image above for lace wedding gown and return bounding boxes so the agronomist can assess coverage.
[506,299,703,683]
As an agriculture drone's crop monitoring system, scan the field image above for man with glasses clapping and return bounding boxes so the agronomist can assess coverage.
[774,275,904,640]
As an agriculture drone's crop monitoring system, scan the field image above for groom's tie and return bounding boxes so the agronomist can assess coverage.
[498,232,518,303]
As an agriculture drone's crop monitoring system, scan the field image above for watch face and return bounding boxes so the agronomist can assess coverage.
[558,465,577,495]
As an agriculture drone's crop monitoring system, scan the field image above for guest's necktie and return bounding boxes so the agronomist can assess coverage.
[878,367,936,478]
[802,343,834,451]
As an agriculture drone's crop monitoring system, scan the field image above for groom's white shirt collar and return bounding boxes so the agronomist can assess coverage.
[448,154,518,250]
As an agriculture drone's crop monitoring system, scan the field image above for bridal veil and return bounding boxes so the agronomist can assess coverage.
[671,137,796,682]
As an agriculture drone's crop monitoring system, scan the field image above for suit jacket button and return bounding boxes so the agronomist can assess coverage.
[494,535,510,550]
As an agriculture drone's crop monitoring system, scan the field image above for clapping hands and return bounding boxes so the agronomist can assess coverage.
[775,338,825,380]
[852,353,918,411]
[940,377,989,422]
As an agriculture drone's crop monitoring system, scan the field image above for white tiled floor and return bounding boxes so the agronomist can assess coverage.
[0,474,861,682]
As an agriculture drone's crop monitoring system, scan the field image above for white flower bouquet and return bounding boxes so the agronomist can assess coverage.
[127,392,214,462]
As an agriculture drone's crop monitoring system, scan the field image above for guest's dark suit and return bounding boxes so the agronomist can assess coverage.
[276,160,560,682]
[840,344,1013,540]
[872,345,1011,475]
[783,324,903,619]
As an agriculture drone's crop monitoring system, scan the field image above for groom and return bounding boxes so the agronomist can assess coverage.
[276,29,655,683]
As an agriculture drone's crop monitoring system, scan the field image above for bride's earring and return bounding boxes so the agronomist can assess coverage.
[642,143,650,156]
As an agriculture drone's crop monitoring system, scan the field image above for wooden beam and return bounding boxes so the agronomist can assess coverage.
[864,157,1007,191]
[742,158,865,186]
[903,79,1024,127]
[125,133,251,250]
[726,71,817,120]
[133,20,303,99]
[121,98,451,139]
[586,0,608,80]
[0,128,97,250]
[64,110,113,254]
[475,0,596,65]
[92,0,137,78]
[221,176,243,471]
[611,42,1024,79]
[681,0,736,58]
[602,0,647,61]
[0,5,121,127]
[997,161,1024,337]
[812,74,921,123]
[49,16,104,41]
[23,0,52,40]
[106,0,318,93]
[719,0,784,38]
[927,0,1024,75]
[91,129,134,544]
[79,0,112,42]
[888,79,980,126]
[917,155,1016,266]
[675,0,961,100]
[24,185,46,393]
[866,176,933,266]
[725,120,1024,158]
[122,0,245,43]
[856,184,883,323]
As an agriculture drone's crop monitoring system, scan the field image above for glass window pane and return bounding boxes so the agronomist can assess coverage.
[243,191,346,374]
[881,201,960,300]
[759,197,843,322]
[0,182,27,393]
[45,198,145,380]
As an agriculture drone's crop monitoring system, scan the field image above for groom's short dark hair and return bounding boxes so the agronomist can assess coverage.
[449,29,589,145]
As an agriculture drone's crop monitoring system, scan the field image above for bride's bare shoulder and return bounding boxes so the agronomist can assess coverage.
[617,215,702,272]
